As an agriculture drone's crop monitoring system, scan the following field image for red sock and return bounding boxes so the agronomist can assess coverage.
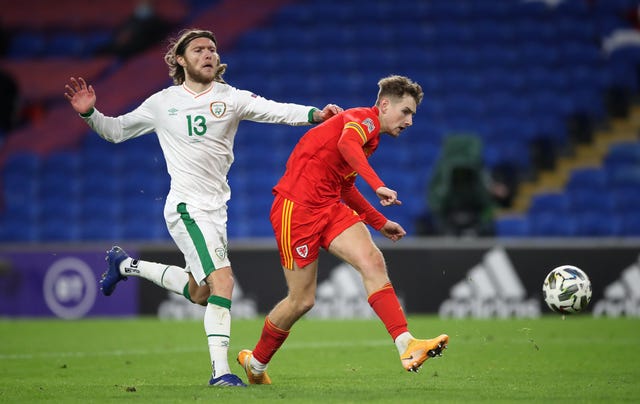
[368,282,408,340]
[252,316,290,365]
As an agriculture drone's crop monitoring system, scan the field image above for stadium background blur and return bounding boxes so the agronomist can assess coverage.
[0,0,639,242]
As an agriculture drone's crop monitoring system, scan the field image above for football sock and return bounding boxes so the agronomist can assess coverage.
[394,331,414,354]
[183,283,193,303]
[118,258,188,295]
[251,316,290,369]
[205,296,232,378]
[249,354,268,374]
[367,282,409,341]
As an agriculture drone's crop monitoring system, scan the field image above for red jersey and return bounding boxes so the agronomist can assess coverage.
[273,106,388,230]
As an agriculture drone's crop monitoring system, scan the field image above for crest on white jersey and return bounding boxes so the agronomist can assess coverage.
[362,118,375,133]
[210,101,226,118]
[295,245,309,258]
[215,247,227,260]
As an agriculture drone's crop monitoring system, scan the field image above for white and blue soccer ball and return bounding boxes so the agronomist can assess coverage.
[542,265,592,314]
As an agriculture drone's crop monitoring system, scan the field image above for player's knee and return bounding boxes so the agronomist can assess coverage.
[217,271,235,290]
[359,248,386,274]
[369,248,386,270]
[206,268,235,296]
[191,286,210,306]
[291,294,315,315]
[301,296,315,314]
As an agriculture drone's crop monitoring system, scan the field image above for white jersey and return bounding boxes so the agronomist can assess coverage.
[83,82,315,210]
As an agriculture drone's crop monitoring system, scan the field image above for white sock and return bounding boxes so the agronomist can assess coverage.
[394,331,414,354]
[204,302,231,378]
[118,258,188,295]
[250,355,267,374]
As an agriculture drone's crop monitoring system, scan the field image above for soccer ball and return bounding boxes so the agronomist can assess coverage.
[542,265,592,314]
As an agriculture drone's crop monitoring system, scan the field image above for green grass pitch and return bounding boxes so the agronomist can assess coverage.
[1,316,638,403]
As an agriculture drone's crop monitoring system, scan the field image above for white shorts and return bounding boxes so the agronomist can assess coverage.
[164,198,231,285]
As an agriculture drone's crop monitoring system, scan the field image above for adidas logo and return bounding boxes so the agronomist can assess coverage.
[439,246,540,318]
[123,259,140,275]
[592,255,640,317]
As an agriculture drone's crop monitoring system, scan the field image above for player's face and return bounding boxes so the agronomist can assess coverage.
[379,95,416,137]
[180,37,220,84]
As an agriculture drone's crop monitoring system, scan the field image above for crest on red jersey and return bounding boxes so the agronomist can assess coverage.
[362,118,375,133]
[295,245,309,258]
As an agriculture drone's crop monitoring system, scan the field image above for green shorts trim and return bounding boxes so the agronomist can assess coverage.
[177,202,217,277]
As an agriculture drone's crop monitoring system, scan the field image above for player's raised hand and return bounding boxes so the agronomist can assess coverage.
[64,77,96,115]
[375,186,402,207]
[380,220,406,242]
[314,103,343,122]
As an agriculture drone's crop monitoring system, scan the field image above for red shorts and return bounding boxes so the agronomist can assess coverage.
[270,193,363,269]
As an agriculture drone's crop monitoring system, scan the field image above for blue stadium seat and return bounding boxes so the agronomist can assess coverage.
[611,187,640,214]
[42,151,82,173]
[568,189,614,214]
[120,215,153,240]
[483,141,531,172]
[606,48,640,92]
[45,33,85,57]
[529,213,577,237]
[7,32,46,58]
[0,215,39,242]
[39,193,81,221]
[4,152,41,174]
[80,194,122,222]
[566,167,609,192]
[528,193,571,215]
[2,154,41,214]
[608,165,640,188]
[39,152,82,196]
[495,215,530,237]
[40,216,80,241]
[574,212,620,236]
[82,30,113,56]
[80,214,122,241]
[120,203,167,241]
[518,43,560,68]
[80,172,121,197]
[618,213,640,236]
[605,142,640,166]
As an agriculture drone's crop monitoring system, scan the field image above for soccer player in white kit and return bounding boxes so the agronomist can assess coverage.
[64,28,342,387]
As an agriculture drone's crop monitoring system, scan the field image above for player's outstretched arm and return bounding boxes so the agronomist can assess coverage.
[379,220,406,242]
[64,77,96,115]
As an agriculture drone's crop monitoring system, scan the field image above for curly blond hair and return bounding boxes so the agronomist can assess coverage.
[164,28,227,85]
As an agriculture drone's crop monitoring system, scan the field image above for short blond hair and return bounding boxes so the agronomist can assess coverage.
[375,75,423,106]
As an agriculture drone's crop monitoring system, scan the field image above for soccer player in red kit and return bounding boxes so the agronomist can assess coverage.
[237,75,448,384]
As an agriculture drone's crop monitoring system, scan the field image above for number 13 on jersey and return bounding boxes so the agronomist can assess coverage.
[187,114,207,136]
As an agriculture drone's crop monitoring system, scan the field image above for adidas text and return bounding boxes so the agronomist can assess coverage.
[439,246,540,318]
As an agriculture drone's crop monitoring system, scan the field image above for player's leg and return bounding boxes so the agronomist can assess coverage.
[327,216,448,372]
[267,261,319,329]
[171,202,245,387]
[238,194,321,384]
[186,274,210,306]
[100,199,213,305]
[203,265,245,386]
[101,246,198,302]
[327,221,410,338]
[239,260,318,385]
